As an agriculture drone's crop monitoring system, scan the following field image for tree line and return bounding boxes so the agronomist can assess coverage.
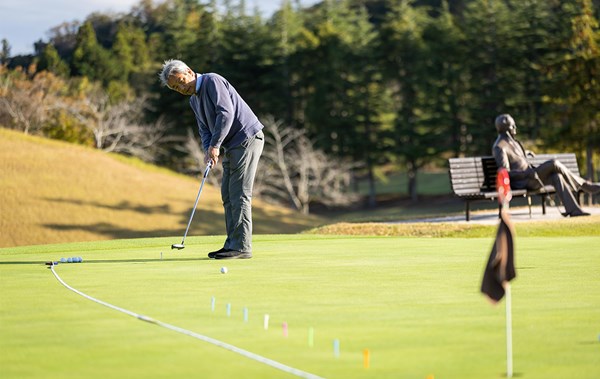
[1,0,599,207]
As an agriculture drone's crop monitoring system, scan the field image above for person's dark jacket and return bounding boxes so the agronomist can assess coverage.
[492,133,538,190]
[190,73,263,152]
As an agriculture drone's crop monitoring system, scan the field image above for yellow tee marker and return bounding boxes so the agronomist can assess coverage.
[363,349,370,369]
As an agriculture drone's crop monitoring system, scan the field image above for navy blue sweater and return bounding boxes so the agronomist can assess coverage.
[189,73,263,152]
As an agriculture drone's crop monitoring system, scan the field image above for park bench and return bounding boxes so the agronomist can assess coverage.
[448,153,581,221]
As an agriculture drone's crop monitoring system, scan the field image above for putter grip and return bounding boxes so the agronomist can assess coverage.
[203,162,212,178]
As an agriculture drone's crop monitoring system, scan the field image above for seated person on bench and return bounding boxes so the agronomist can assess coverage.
[492,113,600,217]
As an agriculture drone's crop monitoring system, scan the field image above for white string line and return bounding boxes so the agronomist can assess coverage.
[49,265,325,379]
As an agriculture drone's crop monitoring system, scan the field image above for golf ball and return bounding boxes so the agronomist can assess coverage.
[60,258,67,263]
[220,267,228,274]
[67,257,73,263]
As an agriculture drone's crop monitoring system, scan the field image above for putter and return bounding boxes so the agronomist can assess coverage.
[171,162,212,250]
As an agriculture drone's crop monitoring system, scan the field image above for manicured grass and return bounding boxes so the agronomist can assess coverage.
[1,235,599,379]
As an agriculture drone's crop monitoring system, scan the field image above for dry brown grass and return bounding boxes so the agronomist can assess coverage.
[306,222,495,237]
[306,216,600,238]
[0,128,323,248]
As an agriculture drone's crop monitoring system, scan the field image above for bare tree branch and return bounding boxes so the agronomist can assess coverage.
[83,94,171,163]
[175,128,223,187]
[258,116,360,214]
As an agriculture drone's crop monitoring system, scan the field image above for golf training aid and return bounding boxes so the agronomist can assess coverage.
[171,162,212,250]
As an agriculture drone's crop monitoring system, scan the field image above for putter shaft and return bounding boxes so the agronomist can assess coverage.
[171,163,212,249]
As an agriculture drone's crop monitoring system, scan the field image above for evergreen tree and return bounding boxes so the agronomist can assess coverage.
[380,0,442,200]
[419,0,469,157]
[111,22,151,80]
[195,0,221,70]
[38,44,69,77]
[72,21,100,78]
[160,0,204,60]
[459,0,525,154]
[299,1,374,152]
[72,21,119,86]
[46,21,80,59]
[345,2,395,206]
[284,0,394,204]
[267,0,306,125]
[1,39,11,64]
[216,2,274,114]
[506,0,556,141]
[112,23,135,82]
[543,0,600,179]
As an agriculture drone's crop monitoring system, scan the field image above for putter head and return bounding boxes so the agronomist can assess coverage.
[171,243,185,250]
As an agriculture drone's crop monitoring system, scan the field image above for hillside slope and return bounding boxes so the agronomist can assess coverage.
[0,128,322,248]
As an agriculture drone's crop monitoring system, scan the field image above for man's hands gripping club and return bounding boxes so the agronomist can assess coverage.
[206,146,220,167]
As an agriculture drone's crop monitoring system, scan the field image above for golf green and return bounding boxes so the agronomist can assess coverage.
[1,235,599,378]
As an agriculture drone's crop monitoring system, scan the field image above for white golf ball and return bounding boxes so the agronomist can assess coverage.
[67,257,73,263]
[60,258,67,263]
[220,267,228,274]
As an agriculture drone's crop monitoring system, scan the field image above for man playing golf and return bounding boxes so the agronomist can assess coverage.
[159,59,264,259]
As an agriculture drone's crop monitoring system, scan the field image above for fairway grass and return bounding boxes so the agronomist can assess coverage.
[1,235,599,379]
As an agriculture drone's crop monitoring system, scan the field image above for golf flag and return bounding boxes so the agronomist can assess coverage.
[481,169,517,378]
[481,208,516,302]
[481,169,516,303]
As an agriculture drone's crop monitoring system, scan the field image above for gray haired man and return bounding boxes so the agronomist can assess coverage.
[159,59,264,259]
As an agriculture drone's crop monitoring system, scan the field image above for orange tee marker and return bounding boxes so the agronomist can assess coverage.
[363,349,370,369]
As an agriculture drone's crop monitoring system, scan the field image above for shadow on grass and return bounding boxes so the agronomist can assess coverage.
[42,200,224,239]
[43,196,225,237]
[42,201,318,238]
[44,197,174,215]
[42,222,211,239]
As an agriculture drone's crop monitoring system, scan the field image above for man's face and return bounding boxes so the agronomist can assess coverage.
[167,68,196,95]
[508,122,517,136]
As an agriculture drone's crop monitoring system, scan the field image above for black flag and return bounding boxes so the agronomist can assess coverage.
[481,207,516,303]
[481,168,516,303]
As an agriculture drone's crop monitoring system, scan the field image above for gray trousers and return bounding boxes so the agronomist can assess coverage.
[221,131,264,253]
[529,159,585,214]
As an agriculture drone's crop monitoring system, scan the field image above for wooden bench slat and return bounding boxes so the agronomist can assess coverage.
[448,153,580,221]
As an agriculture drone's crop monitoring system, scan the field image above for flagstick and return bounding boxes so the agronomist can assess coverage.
[505,282,513,378]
